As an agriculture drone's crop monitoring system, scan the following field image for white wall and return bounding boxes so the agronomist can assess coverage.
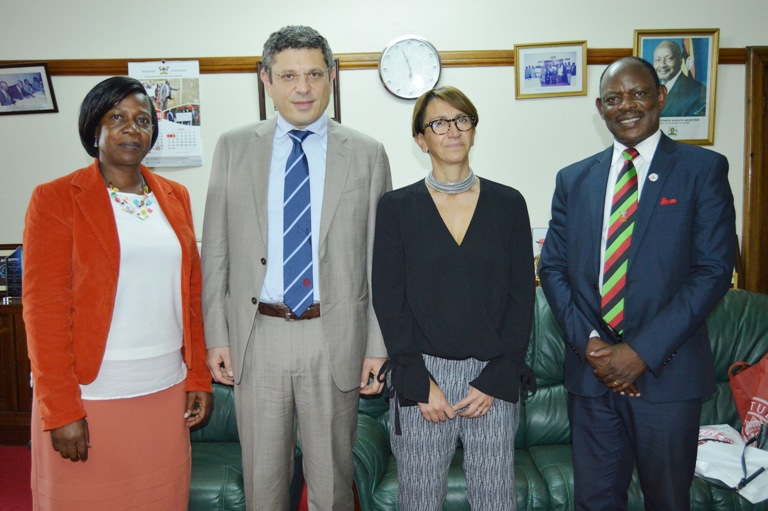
[1,0,766,242]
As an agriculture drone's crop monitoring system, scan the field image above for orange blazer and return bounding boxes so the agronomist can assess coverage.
[23,160,212,431]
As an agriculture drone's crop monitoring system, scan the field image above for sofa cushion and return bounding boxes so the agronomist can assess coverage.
[190,442,245,511]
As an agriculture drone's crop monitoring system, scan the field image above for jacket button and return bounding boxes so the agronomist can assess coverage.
[251,297,258,304]
[260,258,266,265]
[593,283,598,291]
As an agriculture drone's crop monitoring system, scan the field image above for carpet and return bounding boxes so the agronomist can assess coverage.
[0,445,32,511]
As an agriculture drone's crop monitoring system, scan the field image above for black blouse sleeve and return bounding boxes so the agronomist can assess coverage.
[470,189,537,402]
[372,193,431,404]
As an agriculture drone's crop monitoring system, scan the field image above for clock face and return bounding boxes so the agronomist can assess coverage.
[379,36,441,99]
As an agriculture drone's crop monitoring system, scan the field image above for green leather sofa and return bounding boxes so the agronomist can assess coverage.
[189,383,305,511]
[352,288,768,511]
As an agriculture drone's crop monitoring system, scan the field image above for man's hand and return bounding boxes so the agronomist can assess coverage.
[360,357,387,395]
[184,391,213,428]
[418,379,455,423]
[454,385,494,418]
[50,418,90,462]
[207,347,234,385]
[586,337,643,396]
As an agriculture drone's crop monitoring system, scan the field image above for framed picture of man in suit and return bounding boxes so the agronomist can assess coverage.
[634,29,719,145]
[0,63,58,116]
[257,58,341,123]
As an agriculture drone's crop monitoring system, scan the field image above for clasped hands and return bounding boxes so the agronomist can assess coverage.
[586,336,647,397]
[418,379,493,423]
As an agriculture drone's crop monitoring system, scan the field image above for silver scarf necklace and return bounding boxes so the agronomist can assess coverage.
[425,168,476,194]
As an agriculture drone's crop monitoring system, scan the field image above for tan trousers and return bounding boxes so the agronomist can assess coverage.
[235,314,359,511]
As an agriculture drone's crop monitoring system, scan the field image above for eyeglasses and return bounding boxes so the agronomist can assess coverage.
[272,69,330,84]
[423,115,477,135]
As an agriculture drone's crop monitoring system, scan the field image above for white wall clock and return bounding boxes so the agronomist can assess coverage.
[379,35,441,99]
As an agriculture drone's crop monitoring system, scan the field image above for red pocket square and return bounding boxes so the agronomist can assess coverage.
[660,197,677,206]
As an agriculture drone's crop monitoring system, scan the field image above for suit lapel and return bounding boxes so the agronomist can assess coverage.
[588,147,613,278]
[630,134,676,260]
[319,120,351,248]
[250,120,276,247]
[73,161,120,272]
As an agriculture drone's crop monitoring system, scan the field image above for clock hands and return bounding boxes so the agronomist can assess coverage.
[400,48,413,81]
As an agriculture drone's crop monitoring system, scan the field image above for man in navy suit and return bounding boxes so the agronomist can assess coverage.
[539,57,736,511]
[653,40,707,117]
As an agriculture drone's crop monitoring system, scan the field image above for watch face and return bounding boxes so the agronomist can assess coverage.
[379,36,441,99]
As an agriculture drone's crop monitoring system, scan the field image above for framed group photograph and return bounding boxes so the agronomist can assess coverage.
[0,63,58,116]
[258,58,341,123]
[514,41,587,99]
[634,28,719,145]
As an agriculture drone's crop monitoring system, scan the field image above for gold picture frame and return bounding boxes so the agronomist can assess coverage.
[633,28,719,145]
[514,41,587,99]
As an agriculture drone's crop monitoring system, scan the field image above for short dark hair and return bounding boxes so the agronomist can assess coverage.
[598,57,660,96]
[261,25,334,80]
[78,76,159,158]
[411,86,479,138]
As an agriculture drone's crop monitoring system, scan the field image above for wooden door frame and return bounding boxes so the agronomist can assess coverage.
[742,47,768,293]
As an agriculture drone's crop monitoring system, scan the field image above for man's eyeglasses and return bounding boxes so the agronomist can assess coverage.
[272,69,330,84]
[423,115,477,135]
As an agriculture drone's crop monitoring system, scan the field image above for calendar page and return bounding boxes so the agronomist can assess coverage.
[129,60,203,167]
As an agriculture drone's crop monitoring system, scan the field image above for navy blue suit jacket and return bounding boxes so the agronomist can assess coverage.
[539,133,736,402]
[661,73,707,117]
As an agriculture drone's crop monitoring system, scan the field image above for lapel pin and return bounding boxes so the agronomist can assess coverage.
[648,173,658,182]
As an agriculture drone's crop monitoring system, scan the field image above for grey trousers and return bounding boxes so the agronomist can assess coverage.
[390,355,519,511]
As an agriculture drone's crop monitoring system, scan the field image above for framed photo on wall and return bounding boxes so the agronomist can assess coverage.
[514,41,587,99]
[0,63,58,116]
[258,58,341,123]
[634,28,719,145]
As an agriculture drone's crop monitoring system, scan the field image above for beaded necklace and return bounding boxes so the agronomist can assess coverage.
[107,175,154,221]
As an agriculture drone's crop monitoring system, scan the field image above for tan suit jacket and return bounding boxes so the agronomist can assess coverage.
[202,117,391,391]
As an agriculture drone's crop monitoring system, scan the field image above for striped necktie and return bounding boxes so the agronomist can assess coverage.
[601,147,639,335]
[283,130,313,317]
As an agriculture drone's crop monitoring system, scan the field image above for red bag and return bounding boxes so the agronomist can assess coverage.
[729,353,768,440]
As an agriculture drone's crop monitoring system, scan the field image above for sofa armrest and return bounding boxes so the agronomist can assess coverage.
[353,413,391,511]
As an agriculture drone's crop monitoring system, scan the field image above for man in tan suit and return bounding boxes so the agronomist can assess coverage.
[202,25,392,511]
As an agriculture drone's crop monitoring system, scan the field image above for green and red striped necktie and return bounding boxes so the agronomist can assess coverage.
[601,148,639,334]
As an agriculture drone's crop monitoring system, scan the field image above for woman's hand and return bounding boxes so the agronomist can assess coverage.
[50,418,90,462]
[184,391,213,428]
[418,379,456,423]
[454,385,494,418]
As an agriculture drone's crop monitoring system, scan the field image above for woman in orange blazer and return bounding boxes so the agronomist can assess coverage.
[23,76,212,510]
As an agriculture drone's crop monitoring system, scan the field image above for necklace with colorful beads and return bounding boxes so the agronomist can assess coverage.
[107,175,154,221]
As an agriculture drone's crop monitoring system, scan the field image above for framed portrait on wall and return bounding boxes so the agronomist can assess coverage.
[257,58,341,123]
[634,29,719,145]
[0,63,58,116]
[514,41,587,99]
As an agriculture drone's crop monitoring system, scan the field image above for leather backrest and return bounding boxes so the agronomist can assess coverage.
[190,383,239,443]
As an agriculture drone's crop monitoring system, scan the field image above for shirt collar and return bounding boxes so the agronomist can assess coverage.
[275,113,327,139]
[612,129,662,165]
[662,69,682,90]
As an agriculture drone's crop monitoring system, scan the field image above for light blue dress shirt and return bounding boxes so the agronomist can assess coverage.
[259,114,327,304]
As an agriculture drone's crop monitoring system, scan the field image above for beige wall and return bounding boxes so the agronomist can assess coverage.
[1,0,766,242]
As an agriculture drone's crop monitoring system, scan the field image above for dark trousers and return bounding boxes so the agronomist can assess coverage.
[568,391,702,511]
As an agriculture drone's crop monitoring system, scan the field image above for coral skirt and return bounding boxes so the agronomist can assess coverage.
[31,381,191,511]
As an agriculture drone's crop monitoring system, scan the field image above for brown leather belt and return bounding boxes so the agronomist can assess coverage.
[257,302,321,320]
